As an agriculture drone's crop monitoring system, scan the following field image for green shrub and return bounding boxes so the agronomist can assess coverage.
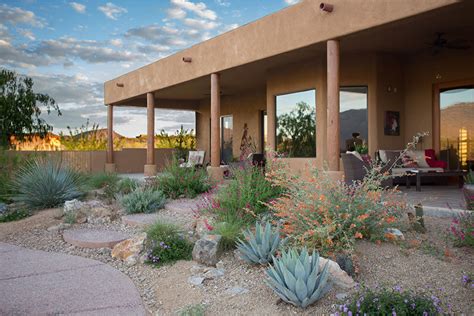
[448,212,474,247]
[266,247,330,308]
[213,221,244,250]
[177,304,205,316]
[0,150,22,203]
[85,172,120,189]
[116,178,139,195]
[337,285,444,315]
[155,157,210,199]
[237,221,284,264]
[119,188,166,214]
[146,221,193,266]
[11,159,84,209]
[0,208,30,223]
[212,165,282,224]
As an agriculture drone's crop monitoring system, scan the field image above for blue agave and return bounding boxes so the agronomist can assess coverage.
[236,221,283,264]
[266,248,330,308]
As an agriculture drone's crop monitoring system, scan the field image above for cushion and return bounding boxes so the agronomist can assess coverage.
[425,149,448,169]
[385,150,403,167]
[407,150,430,168]
[402,154,418,168]
[378,150,388,163]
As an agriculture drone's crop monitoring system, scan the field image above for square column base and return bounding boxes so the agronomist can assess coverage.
[323,170,344,182]
[105,163,116,173]
[207,166,224,181]
[144,164,158,177]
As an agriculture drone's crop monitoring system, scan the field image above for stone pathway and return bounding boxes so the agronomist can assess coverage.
[0,242,146,315]
[63,229,130,249]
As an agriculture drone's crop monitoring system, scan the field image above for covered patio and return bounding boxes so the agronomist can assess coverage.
[103,0,473,182]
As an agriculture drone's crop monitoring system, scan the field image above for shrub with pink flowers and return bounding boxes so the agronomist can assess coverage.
[448,212,474,247]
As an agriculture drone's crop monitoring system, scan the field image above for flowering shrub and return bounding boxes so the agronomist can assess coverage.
[448,212,474,247]
[146,221,193,266]
[266,165,406,256]
[461,272,474,288]
[335,285,446,315]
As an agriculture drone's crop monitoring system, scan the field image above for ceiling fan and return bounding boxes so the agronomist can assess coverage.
[428,32,471,55]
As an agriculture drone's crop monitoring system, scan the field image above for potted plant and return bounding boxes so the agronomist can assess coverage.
[463,170,474,210]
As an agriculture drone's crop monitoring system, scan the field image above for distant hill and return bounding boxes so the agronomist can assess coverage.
[440,103,474,141]
[340,109,368,151]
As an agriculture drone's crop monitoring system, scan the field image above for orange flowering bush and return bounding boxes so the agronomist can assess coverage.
[266,161,408,256]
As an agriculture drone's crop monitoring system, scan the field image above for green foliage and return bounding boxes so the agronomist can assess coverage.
[63,211,77,224]
[11,158,84,209]
[156,157,210,199]
[0,150,22,203]
[119,187,166,214]
[266,248,330,308]
[0,68,60,149]
[355,143,369,155]
[448,212,474,247]
[338,285,444,315]
[213,221,244,251]
[60,119,124,151]
[237,221,284,264]
[159,125,196,160]
[85,172,120,190]
[146,221,193,266]
[177,304,205,316]
[276,101,315,157]
[0,209,30,223]
[465,170,474,185]
[213,165,282,224]
[116,178,139,195]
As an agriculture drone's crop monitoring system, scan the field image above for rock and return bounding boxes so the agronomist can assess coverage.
[88,206,114,223]
[190,265,208,275]
[52,208,64,219]
[111,233,147,264]
[384,228,405,241]
[336,293,348,300]
[192,234,222,267]
[64,199,86,214]
[319,257,356,289]
[188,276,205,287]
[216,260,225,270]
[0,202,8,214]
[47,223,72,232]
[226,287,249,296]
[203,268,225,279]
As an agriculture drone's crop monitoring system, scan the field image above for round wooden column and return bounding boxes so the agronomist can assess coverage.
[105,104,116,173]
[144,92,157,176]
[207,73,223,180]
[327,39,340,172]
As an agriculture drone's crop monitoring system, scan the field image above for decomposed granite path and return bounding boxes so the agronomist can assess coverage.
[0,242,146,315]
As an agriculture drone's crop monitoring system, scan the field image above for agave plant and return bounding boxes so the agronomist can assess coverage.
[11,158,84,209]
[118,187,166,214]
[236,221,283,264]
[266,248,330,308]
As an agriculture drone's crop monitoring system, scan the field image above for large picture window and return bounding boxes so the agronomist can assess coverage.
[339,87,368,153]
[276,89,316,157]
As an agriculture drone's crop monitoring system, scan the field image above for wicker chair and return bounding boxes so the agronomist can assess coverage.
[341,153,392,187]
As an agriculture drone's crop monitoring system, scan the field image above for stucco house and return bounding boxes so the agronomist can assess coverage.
[103,0,474,179]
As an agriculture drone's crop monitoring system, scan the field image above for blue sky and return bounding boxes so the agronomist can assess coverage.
[0,0,298,137]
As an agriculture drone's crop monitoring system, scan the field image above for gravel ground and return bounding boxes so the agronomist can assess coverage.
[1,201,473,315]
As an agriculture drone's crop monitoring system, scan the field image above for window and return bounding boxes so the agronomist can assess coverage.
[340,87,368,152]
[440,86,474,169]
[220,115,233,164]
[276,89,316,157]
[261,110,267,152]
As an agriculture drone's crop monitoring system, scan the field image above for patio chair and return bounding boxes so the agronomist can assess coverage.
[341,153,392,187]
[180,150,205,168]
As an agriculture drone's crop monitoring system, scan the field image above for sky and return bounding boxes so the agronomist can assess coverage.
[0,0,300,137]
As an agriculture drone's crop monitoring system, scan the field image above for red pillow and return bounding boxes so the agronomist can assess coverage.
[424,149,447,169]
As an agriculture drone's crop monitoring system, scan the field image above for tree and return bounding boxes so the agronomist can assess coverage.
[0,68,60,149]
[276,101,316,157]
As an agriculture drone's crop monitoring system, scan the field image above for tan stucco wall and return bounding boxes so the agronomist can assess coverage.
[196,89,266,163]
[404,51,474,148]
[104,0,457,105]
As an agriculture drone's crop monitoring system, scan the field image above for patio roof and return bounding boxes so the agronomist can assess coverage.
[104,0,468,107]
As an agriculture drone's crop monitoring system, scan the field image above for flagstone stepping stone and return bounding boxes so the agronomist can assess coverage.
[63,229,130,249]
[122,213,160,227]
[164,198,200,213]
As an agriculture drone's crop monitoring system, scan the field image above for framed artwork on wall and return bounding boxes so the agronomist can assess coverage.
[384,111,400,136]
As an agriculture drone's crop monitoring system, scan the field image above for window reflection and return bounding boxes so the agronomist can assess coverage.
[340,87,368,153]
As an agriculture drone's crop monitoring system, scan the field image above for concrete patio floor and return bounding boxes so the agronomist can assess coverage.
[400,185,467,211]
[0,243,146,315]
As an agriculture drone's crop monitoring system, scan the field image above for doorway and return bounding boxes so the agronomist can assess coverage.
[220,115,233,164]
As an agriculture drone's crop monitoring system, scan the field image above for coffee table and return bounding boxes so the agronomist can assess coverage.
[406,170,467,192]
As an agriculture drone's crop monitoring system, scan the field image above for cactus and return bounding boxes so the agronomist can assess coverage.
[266,248,330,308]
[236,221,283,264]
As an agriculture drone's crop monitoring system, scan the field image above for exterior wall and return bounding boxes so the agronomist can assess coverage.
[8,149,174,174]
[404,51,474,149]
[196,89,266,163]
[104,0,456,104]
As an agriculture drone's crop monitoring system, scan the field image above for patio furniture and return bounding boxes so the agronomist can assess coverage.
[405,170,467,192]
[341,153,392,187]
[179,151,205,168]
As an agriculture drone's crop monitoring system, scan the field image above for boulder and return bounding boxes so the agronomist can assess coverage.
[319,257,356,289]
[384,228,405,241]
[111,233,147,265]
[64,199,86,214]
[192,234,222,267]
[63,199,115,224]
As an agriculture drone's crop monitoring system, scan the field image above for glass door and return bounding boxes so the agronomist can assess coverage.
[220,115,233,164]
[440,85,474,169]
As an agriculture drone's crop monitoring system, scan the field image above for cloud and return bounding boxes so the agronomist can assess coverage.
[70,2,86,14]
[109,38,122,47]
[0,3,46,28]
[0,39,50,68]
[170,0,217,21]
[167,7,186,19]
[215,0,230,7]
[17,28,35,41]
[183,18,218,30]
[98,2,127,20]
[284,0,300,4]
[125,24,188,47]
[222,23,238,32]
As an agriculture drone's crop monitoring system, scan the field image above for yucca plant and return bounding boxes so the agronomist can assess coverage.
[266,248,330,308]
[119,187,166,214]
[11,158,84,209]
[237,221,284,264]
